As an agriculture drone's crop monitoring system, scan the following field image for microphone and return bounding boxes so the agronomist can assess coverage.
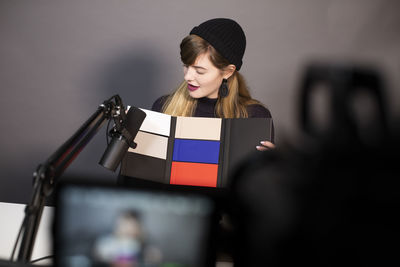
[99,106,146,171]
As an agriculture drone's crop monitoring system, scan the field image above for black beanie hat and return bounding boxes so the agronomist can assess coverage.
[190,18,246,71]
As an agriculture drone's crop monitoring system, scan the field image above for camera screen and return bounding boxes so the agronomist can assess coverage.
[54,183,216,267]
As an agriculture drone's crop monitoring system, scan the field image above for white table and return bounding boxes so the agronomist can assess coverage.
[0,202,53,265]
[0,202,233,266]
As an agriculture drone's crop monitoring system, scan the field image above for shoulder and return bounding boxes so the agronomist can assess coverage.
[151,95,169,112]
[246,103,273,118]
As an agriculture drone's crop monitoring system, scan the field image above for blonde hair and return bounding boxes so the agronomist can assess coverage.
[162,35,261,118]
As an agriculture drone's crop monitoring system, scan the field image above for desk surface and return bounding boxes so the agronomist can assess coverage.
[0,202,233,267]
[0,202,53,265]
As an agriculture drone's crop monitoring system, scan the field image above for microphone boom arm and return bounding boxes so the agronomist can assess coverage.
[15,95,124,262]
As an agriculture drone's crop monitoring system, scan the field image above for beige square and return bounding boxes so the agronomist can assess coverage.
[129,131,168,159]
[175,116,221,140]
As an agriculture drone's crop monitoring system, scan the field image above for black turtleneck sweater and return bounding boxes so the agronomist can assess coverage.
[151,95,275,142]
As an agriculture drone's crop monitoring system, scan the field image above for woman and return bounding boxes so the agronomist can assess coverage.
[152,18,275,150]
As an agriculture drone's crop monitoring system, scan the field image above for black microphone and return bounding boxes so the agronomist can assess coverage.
[99,106,146,171]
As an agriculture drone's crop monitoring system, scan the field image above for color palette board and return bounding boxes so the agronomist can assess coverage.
[120,108,273,188]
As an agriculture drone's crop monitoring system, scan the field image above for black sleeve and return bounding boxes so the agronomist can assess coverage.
[151,95,169,112]
[246,104,272,118]
[247,104,275,143]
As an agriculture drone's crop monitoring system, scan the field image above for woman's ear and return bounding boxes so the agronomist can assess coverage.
[223,64,236,79]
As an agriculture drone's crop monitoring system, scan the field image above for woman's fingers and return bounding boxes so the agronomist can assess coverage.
[256,141,275,151]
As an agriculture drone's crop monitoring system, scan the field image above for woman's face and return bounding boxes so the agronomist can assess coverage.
[183,52,227,99]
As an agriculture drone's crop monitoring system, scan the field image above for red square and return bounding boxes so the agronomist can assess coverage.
[170,162,218,187]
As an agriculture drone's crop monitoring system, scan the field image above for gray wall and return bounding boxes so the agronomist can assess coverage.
[1,0,399,204]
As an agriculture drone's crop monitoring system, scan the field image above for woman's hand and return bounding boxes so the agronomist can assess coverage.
[256,141,275,151]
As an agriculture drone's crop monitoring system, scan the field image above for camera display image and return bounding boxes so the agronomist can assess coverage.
[54,184,216,267]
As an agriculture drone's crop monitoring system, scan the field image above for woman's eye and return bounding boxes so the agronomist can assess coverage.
[182,64,205,75]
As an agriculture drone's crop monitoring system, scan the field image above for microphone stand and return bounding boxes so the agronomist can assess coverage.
[14,95,124,263]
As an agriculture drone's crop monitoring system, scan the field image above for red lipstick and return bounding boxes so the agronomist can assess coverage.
[187,83,199,92]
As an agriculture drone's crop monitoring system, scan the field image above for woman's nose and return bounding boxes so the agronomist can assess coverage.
[184,66,195,81]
